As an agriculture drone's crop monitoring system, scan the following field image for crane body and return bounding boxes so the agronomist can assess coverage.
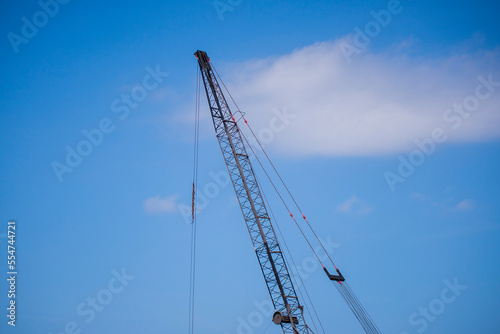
[193,50,381,334]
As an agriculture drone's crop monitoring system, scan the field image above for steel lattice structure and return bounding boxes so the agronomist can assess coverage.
[195,50,310,334]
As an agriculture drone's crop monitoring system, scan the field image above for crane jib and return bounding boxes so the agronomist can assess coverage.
[194,50,310,334]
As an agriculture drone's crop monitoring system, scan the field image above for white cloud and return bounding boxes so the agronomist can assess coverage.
[223,37,500,156]
[455,199,474,211]
[336,195,372,216]
[143,195,179,214]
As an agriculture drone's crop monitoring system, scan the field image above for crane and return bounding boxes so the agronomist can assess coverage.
[193,50,380,334]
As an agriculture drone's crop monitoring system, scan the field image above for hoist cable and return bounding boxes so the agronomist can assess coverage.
[345,282,381,333]
[188,66,201,334]
[335,282,380,334]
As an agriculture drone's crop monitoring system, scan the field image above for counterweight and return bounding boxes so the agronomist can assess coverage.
[195,50,309,334]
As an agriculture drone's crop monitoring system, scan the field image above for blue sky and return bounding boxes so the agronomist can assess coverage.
[1,0,499,333]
